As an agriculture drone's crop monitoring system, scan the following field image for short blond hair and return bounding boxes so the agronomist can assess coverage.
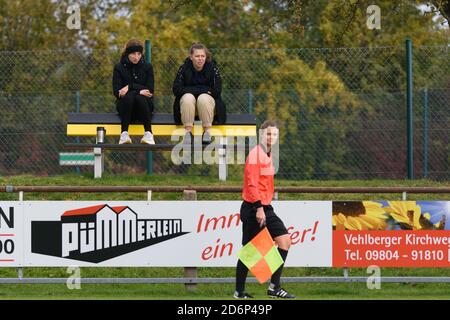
[260,120,278,130]
[190,43,212,63]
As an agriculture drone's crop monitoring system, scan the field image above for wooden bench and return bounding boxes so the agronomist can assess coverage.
[65,113,257,179]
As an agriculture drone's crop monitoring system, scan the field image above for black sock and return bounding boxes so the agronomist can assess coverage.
[270,248,288,289]
[235,260,249,292]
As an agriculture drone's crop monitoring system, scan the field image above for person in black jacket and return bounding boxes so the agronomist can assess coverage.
[172,43,226,143]
[112,39,155,144]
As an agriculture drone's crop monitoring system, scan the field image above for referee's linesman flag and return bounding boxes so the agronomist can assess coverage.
[237,227,284,284]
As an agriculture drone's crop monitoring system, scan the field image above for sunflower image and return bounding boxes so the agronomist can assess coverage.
[385,201,445,230]
[332,201,388,230]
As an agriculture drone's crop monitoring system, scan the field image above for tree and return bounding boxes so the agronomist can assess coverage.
[429,0,450,24]
[254,50,360,179]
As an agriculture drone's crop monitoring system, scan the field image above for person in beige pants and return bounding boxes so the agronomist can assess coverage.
[173,43,227,143]
[180,91,215,137]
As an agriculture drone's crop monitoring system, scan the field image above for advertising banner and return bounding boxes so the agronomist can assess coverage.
[2,200,448,268]
[0,201,332,267]
[332,201,450,267]
[0,202,23,266]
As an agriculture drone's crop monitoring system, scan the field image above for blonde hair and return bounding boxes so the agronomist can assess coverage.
[260,120,278,130]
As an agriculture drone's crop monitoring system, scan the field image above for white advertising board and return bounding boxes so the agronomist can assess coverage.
[0,201,332,267]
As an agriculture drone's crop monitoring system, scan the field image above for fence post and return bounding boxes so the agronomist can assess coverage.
[18,191,24,279]
[75,91,81,175]
[218,137,228,181]
[93,147,103,178]
[406,38,414,179]
[183,190,197,291]
[145,39,153,176]
[422,88,429,179]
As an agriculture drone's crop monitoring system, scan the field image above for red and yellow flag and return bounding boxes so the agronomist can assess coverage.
[237,227,284,284]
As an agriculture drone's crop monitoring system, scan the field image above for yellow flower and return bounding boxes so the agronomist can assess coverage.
[332,201,388,230]
[385,201,434,230]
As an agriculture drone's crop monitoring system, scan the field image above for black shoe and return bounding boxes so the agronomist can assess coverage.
[183,132,193,145]
[267,287,295,298]
[202,131,211,144]
[233,291,254,299]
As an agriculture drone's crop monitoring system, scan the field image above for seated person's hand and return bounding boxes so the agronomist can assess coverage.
[139,89,153,97]
[118,85,128,97]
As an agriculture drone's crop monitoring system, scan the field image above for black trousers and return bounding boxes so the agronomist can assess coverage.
[236,201,289,292]
[240,201,289,245]
[116,92,153,132]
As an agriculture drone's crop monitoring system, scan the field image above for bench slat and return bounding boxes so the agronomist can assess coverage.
[67,124,257,136]
[64,143,250,151]
[67,113,256,125]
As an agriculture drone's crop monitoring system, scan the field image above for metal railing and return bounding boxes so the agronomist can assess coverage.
[1,185,450,288]
[3,186,450,193]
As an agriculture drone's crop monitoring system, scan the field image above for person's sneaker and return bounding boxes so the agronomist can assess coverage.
[267,287,295,299]
[140,131,155,145]
[233,291,254,299]
[183,131,193,145]
[119,131,132,144]
[202,130,211,144]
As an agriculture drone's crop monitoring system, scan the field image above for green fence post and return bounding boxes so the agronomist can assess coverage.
[422,88,428,179]
[145,39,153,175]
[75,90,81,175]
[406,38,414,179]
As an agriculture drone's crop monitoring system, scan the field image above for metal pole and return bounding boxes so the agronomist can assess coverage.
[218,137,228,181]
[406,38,414,179]
[18,190,25,279]
[183,190,198,292]
[145,39,153,175]
[3,186,450,194]
[75,91,81,175]
[93,147,103,178]
[423,88,429,179]
[18,268,23,279]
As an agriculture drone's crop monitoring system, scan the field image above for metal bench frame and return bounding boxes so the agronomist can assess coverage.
[66,113,257,180]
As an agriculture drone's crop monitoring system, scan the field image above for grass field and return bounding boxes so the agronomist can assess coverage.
[0,174,449,300]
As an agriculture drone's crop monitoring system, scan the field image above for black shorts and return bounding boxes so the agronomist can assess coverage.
[240,201,289,245]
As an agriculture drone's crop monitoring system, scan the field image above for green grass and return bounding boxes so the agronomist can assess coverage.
[0,174,449,299]
[2,267,450,300]
[3,283,450,300]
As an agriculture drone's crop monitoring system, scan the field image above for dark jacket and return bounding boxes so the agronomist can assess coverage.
[172,58,226,124]
[112,56,154,99]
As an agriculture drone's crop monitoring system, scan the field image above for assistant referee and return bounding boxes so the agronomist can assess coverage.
[234,120,295,299]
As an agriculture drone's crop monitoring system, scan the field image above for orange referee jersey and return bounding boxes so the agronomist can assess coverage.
[242,144,275,207]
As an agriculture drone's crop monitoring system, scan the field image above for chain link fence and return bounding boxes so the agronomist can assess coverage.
[0,45,448,179]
